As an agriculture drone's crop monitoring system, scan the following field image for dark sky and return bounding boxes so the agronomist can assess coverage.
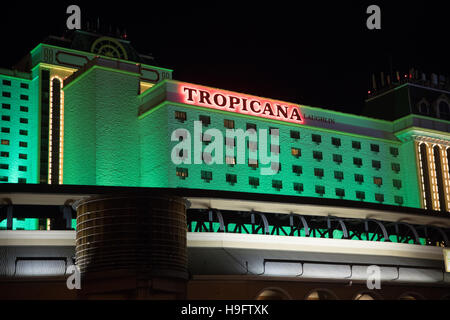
[1,1,449,115]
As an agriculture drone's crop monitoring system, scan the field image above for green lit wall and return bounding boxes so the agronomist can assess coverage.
[0,72,39,184]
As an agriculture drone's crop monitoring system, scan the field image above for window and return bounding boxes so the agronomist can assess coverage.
[1,115,10,121]
[272,180,282,190]
[355,174,364,184]
[370,144,380,152]
[175,111,187,122]
[19,141,27,148]
[18,178,26,184]
[226,156,236,166]
[390,147,399,157]
[2,80,11,86]
[393,179,402,189]
[336,188,345,198]
[19,154,27,160]
[269,127,279,136]
[176,167,188,179]
[1,127,10,133]
[20,83,29,89]
[199,115,210,126]
[356,191,365,201]
[290,130,300,139]
[20,106,28,112]
[0,176,8,182]
[2,92,11,98]
[293,183,304,193]
[439,101,450,120]
[333,154,342,164]
[1,152,9,157]
[19,130,28,136]
[20,94,28,101]
[291,147,301,158]
[271,144,280,154]
[315,185,325,196]
[392,163,401,173]
[248,159,258,169]
[372,160,381,170]
[249,176,260,188]
[201,170,212,182]
[352,141,361,150]
[226,174,237,185]
[395,196,404,205]
[1,103,10,109]
[1,139,9,145]
[419,101,429,114]
[224,119,235,129]
[246,123,256,131]
[292,165,303,175]
[20,118,28,124]
[373,177,383,187]
[0,164,8,170]
[18,166,27,172]
[314,168,324,178]
[334,171,344,181]
[312,134,322,144]
[332,137,341,147]
[313,151,323,161]
[375,194,384,203]
[353,157,363,167]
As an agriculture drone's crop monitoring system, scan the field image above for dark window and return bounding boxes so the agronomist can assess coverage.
[392,163,401,173]
[20,118,28,124]
[18,178,26,184]
[1,115,10,121]
[226,174,237,185]
[20,106,28,112]
[390,147,399,157]
[248,159,259,169]
[292,165,303,175]
[0,152,9,157]
[313,151,323,161]
[1,103,10,109]
[176,167,188,179]
[199,115,210,126]
[355,174,364,184]
[395,196,404,205]
[370,144,380,152]
[291,147,301,158]
[353,157,363,167]
[293,182,304,193]
[19,154,27,160]
[372,160,381,170]
[332,137,341,147]
[336,188,345,198]
[1,127,10,133]
[20,95,28,101]
[290,130,300,139]
[352,141,361,150]
[2,80,11,86]
[312,134,322,144]
[175,111,187,122]
[334,171,344,181]
[1,139,9,145]
[2,92,11,98]
[224,119,235,129]
[333,154,342,164]
[0,164,8,170]
[315,185,325,196]
[20,83,29,89]
[0,176,8,182]
[393,179,402,189]
[272,180,282,190]
[249,176,260,188]
[373,177,383,186]
[201,170,212,182]
[375,194,384,203]
[314,168,324,178]
[18,166,27,172]
[19,141,27,148]
[246,123,256,131]
[356,191,365,200]
[19,130,28,136]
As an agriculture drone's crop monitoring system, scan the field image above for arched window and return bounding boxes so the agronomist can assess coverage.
[354,292,378,300]
[438,100,450,120]
[256,288,290,300]
[305,289,337,300]
[418,100,430,115]
[398,292,424,300]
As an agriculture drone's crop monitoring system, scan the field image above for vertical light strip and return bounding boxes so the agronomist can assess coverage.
[417,142,428,209]
[48,78,54,184]
[59,83,64,184]
[430,144,440,211]
[49,76,63,184]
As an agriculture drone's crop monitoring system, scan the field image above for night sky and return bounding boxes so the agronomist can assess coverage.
[1,1,449,115]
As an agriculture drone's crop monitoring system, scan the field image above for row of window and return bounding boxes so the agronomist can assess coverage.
[0,152,28,159]
[1,92,29,100]
[0,176,27,183]
[1,127,28,135]
[0,164,27,171]
[2,103,29,112]
[174,111,400,156]
[0,140,27,147]
[1,115,29,123]
[1,79,29,89]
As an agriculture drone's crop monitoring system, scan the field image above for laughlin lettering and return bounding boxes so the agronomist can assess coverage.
[181,86,304,124]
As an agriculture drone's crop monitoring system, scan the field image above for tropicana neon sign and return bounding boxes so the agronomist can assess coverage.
[180,85,304,124]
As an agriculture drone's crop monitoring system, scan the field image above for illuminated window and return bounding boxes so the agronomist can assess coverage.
[291,147,301,158]
[314,168,324,178]
[375,194,384,203]
[333,154,342,164]
[272,180,282,190]
[313,151,323,161]
[353,157,363,167]
[370,144,380,152]
[312,134,322,144]
[395,196,404,205]
[315,185,325,196]
[392,163,401,173]
[0,152,9,158]
[305,290,337,300]
[19,141,27,148]
[19,154,27,160]
[1,103,10,109]
[246,123,256,131]
[356,191,365,201]
[199,115,210,126]
[390,147,399,157]
[174,111,187,122]
[355,174,364,184]
[393,179,402,189]
[354,293,376,300]
[1,127,9,133]
[176,167,188,179]
[20,94,28,101]
[293,182,304,193]
[290,130,300,139]
[224,119,235,129]
[334,171,344,181]
[336,188,345,198]
[1,139,9,145]
[292,165,303,175]
[226,174,237,185]
[0,164,8,169]
[226,156,236,166]
[372,160,381,170]
[352,141,361,150]
[373,177,383,186]
[2,80,11,86]
[20,83,29,89]
[332,137,341,147]
[2,92,11,97]
[249,176,260,188]
[201,170,212,182]
[1,115,10,121]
